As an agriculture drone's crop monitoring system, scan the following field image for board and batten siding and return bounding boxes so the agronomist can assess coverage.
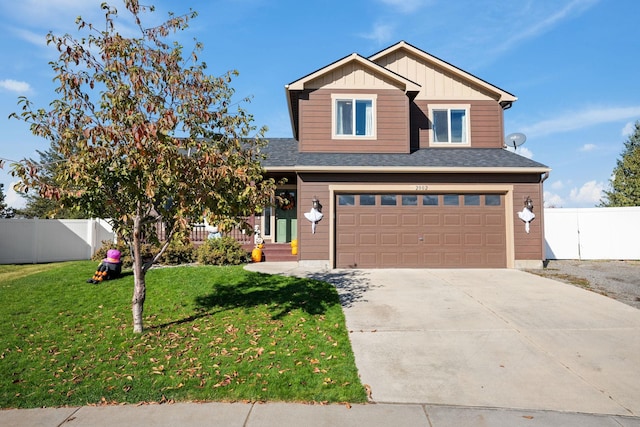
[298,88,410,153]
[373,50,499,102]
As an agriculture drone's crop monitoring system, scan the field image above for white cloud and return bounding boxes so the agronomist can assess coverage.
[544,191,565,208]
[621,121,636,137]
[521,105,640,138]
[377,0,430,14]
[491,0,599,56]
[0,79,32,93]
[5,0,104,28]
[550,180,564,190]
[359,23,395,45]
[568,180,604,206]
[579,143,597,152]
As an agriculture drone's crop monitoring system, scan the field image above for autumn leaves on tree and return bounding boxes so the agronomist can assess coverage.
[4,0,276,333]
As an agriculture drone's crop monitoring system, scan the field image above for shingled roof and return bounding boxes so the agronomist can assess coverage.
[262,138,549,172]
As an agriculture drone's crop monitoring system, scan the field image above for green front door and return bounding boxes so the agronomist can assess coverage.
[276,190,297,243]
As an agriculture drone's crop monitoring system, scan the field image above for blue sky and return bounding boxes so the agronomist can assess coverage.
[1,0,639,209]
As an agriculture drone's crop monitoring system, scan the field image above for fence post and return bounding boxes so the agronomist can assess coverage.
[32,218,39,264]
[87,218,95,259]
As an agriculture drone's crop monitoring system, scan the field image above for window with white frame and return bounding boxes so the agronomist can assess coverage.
[332,94,376,138]
[430,105,469,145]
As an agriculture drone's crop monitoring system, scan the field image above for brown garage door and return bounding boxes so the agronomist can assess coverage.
[336,193,506,268]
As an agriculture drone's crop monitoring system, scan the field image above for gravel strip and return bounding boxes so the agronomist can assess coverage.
[528,260,640,310]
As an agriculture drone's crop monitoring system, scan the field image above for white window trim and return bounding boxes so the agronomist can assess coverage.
[429,104,471,147]
[331,93,377,140]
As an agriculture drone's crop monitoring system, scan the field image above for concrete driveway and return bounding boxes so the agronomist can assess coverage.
[245,264,640,417]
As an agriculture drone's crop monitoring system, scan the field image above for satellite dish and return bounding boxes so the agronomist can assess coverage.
[505,132,527,149]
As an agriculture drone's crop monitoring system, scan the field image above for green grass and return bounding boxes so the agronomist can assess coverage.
[0,261,366,408]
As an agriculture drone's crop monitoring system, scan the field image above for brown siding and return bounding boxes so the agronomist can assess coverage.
[470,101,504,148]
[412,100,504,149]
[513,183,544,261]
[298,89,410,154]
[297,176,331,261]
[298,172,546,265]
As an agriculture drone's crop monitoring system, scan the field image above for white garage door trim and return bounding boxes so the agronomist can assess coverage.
[328,184,515,268]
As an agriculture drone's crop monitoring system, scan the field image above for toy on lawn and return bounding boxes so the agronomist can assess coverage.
[87,249,122,284]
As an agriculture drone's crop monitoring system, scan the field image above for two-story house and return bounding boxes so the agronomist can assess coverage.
[256,41,549,269]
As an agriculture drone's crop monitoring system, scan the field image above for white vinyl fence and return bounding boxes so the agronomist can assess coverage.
[1,208,639,264]
[0,218,115,264]
[544,207,640,260]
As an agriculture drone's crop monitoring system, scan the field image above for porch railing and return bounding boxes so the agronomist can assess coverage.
[151,217,256,246]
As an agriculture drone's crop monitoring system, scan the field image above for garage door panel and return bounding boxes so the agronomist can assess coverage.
[337,253,356,267]
[423,252,443,265]
[464,214,482,226]
[380,233,398,245]
[443,233,461,245]
[380,214,399,226]
[464,233,483,245]
[423,233,441,245]
[338,213,356,226]
[485,214,504,226]
[338,233,356,245]
[422,214,441,226]
[359,233,377,245]
[359,214,378,226]
[359,253,377,266]
[464,253,484,266]
[486,233,505,246]
[401,253,419,265]
[443,214,461,226]
[444,253,463,266]
[401,214,419,226]
[401,233,419,245]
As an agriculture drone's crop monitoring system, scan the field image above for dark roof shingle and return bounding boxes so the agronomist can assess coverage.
[262,138,548,170]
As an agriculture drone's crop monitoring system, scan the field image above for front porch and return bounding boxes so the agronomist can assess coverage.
[190,216,298,262]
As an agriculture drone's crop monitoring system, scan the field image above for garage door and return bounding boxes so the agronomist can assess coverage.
[336,193,506,268]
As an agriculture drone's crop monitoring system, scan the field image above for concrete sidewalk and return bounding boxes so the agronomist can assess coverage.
[2,401,640,426]
[3,262,640,426]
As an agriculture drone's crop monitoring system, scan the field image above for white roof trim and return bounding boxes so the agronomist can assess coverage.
[265,165,551,174]
[286,53,421,93]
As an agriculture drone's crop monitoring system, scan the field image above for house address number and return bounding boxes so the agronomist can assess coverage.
[414,185,428,191]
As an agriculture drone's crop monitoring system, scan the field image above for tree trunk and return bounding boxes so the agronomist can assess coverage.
[132,265,146,333]
[131,214,146,333]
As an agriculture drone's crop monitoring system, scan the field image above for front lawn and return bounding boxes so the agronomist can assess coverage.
[0,261,366,408]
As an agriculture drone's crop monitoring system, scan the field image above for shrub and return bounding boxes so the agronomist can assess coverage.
[196,236,249,265]
[92,240,156,268]
[92,240,132,268]
[158,240,196,265]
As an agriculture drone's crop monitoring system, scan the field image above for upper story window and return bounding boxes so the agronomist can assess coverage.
[430,105,470,145]
[332,94,377,139]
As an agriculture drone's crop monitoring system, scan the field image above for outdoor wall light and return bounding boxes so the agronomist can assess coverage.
[304,196,324,234]
[518,196,536,234]
[524,196,534,212]
[312,196,322,212]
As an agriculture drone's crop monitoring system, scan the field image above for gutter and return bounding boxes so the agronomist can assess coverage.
[265,165,552,174]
